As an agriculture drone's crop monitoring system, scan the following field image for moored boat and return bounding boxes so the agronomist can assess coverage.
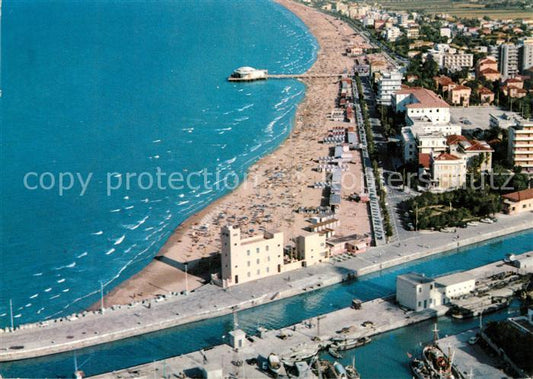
[331,336,371,351]
[268,353,281,375]
[409,358,431,379]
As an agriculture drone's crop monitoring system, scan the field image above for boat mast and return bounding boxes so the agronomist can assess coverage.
[432,323,439,344]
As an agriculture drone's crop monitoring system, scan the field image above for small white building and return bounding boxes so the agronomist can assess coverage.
[396,272,475,312]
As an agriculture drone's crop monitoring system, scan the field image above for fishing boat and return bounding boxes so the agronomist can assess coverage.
[409,358,431,379]
[268,353,282,375]
[345,357,361,379]
[422,325,455,379]
[331,336,371,351]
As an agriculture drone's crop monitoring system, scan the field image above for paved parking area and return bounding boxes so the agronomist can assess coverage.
[437,329,509,379]
[450,106,521,130]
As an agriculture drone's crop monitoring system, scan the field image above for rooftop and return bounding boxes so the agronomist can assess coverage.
[396,87,449,109]
[502,188,533,203]
[398,272,434,285]
[434,152,461,161]
[435,272,474,287]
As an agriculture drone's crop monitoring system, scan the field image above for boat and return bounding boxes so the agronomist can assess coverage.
[281,345,320,365]
[332,362,348,379]
[409,358,431,379]
[328,347,343,359]
[345,357,361,379]
[331,336,371,351]
[268,353,282,375]
[422,325,455,379]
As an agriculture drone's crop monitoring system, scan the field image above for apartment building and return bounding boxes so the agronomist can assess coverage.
[220,226,284,288]
[376,70,403,106]
[520,37,533,72]
[499,43,519,79]
[443,52,473,71]
[508,120,533,172]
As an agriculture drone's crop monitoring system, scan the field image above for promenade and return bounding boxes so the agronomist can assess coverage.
[0,212,530,362]
[87,251,533,379]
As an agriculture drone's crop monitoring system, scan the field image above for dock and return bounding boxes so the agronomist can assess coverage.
[87,253,533,378]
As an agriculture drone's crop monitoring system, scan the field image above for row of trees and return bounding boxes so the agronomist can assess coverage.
[355,75,393,238]
[404,188,503,230]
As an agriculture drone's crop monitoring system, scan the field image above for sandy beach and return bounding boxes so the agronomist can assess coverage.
[102,0,371,306]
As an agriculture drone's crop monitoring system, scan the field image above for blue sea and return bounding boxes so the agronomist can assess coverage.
[0,0,318,326]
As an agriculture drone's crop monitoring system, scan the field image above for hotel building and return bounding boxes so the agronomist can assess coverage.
[508,120,533,172]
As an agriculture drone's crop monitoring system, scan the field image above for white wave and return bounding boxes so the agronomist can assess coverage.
[92,230,104,235]
[114,235,126,246]
[49,295,60,300]
[178,194,185,198]
[177,200,189,206]
[30,294,38,299]
[126,215,149,230]
[124,196,129,200]
[223,110,233,115]
[124,244,137,254]
[77,252,88,259]
[33,272,43,277]
[57,278,66,283]
[25,303,32,308]
[0,313,6,317]
[144,227,154,231]
[215,127,232,132]
[152,139,161,143]
[141,198,149,203]
[124,205,134,210]
[105,248,116,255]
[110,208,121,213]
[250,143,262,152]
[14,314,22,318]
[66,262,76,268]
[37,308,45,314]
[234,116,249,122]
[237,103,254,112]
[224,156,236,165]
[62,288,70,293]
[44,288,52,293]
[198,189,213,196]
[152,155,160,159]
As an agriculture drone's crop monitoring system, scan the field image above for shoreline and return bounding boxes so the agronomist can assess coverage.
[1,214,531,362]
[101,0,370,306]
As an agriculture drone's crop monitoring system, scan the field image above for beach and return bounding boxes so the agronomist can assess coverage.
[102,0,371,306]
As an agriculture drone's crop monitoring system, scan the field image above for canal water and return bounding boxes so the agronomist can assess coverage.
[0,230,531,377]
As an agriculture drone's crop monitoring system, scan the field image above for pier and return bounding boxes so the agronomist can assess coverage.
[227,66,343,82]
[228,73,343,82]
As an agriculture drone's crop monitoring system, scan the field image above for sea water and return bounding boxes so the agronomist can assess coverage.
[0,0,318,325]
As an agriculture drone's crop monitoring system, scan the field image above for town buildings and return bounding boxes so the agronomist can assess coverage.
[502,189,533,215]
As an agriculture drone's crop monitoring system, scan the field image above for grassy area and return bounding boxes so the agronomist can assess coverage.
[370,0,532,20]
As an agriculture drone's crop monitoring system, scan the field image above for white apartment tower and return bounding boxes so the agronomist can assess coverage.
[499,43,519,79]
[508,120,533,172]
[377,71,403,106]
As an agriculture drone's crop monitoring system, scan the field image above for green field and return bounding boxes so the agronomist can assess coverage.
[370,0,532,20]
